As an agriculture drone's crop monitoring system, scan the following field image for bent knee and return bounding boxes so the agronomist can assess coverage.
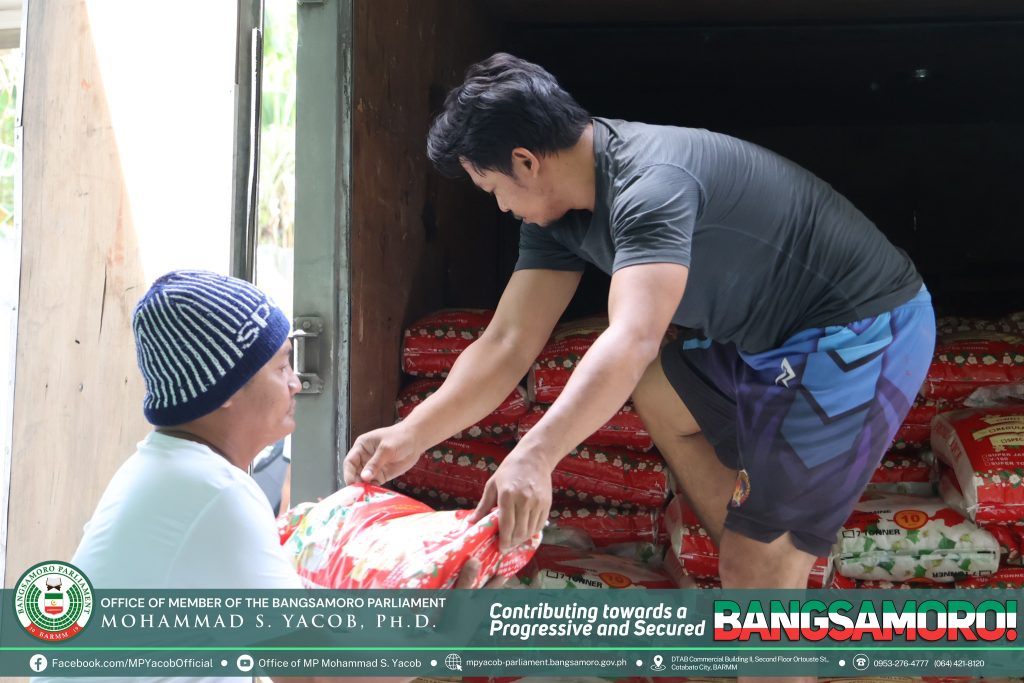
[718,552,762,588]
[633,357,701,437]
[718,534,817,589]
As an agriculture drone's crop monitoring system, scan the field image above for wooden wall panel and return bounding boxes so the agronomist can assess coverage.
[6,0,236,586]
[6,0,148,585]
[349,0,500,438]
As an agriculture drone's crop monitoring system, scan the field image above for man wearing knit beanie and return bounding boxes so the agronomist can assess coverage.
[36,270,481,683]
[68,270,305,591]
[68,272,491,558]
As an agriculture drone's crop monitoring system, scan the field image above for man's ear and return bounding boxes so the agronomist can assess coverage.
[511,147,541,177]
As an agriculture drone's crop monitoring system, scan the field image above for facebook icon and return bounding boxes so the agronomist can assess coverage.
[30,654,48,672]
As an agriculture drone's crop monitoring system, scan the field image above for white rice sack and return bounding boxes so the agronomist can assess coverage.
[835,493,998,582]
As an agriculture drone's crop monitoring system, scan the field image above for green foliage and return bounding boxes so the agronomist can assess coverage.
[0,49,18,241]
[258,0,297,250]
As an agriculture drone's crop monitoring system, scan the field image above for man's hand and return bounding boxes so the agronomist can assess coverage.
[470,450,553,551]
[342,424,421,486]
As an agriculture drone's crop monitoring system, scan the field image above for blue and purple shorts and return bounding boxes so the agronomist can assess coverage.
[660,287,935,556]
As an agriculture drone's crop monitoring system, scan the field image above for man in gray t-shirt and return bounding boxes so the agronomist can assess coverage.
[343,54,935,606]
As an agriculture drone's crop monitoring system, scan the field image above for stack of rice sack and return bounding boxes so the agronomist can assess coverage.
[394,310,674,587]
[866,312,1024,498]
[829,492,1000,588]
[520,543,679,589]
[396,310,522,503]
[829,314,1024,590]
[400,309,495,378]
[394,438,668,515]
[396,378,527,444]
[925,314,1024,400]
[864,441,939,497]
[520,317,671,550]
[932,405,1024,589]
[896,312,1024,456]
[661,494,834,589]
[863,407,943,499]
[525,316,656,451]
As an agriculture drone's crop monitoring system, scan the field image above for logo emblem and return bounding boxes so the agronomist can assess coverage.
[14,562,94,641]
[775,357,796,387]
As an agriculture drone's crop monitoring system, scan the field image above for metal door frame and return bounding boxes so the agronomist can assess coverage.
[290,0,352,500]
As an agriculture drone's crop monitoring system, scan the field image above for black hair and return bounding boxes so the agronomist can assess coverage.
[426,53,590,178]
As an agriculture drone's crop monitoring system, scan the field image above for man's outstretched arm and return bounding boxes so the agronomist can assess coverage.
[343,268,581,486]
[473,261,688,549]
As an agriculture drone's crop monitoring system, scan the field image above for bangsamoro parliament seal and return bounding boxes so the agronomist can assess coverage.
[14,561,94,641]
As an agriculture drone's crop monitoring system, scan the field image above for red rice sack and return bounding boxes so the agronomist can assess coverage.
[552,444,669,508]
[528,316,608,403]
[281,483,538,589]
[525,544,676,589]
[528,316,679,403]
[663,496,719,578]
[956,567,1024,589]
[829,574,947,590]
[893,397,964,446]
[835,493,999,583]
[547,504,664,548]
[519,403,653,452]
[922,330,1024,400]
[391,439,511,507]
[395,379,528,442]
[661,549,695,588]
[392,440,669,509]
[663,497,833,586]
[692,573,833,590]
[887,437,927,456]
[936,314,1024,337]
[931,406,1024,525]
[277,502,315,544]
[866,445,937,497]
[985,524,1024,566]
[401,309,494,378]
[939,468,1022,566]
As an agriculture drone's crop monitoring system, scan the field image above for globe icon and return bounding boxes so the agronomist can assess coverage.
[445,653,462,671]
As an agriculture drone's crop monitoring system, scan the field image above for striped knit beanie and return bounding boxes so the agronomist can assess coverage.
[132,270,291,426]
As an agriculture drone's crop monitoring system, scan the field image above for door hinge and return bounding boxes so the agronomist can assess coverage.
[292,316,325,394]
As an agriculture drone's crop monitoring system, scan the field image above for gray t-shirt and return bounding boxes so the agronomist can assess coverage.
[515,118,922,353]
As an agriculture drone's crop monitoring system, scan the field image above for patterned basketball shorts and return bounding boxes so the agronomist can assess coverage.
[661,287,935,556]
